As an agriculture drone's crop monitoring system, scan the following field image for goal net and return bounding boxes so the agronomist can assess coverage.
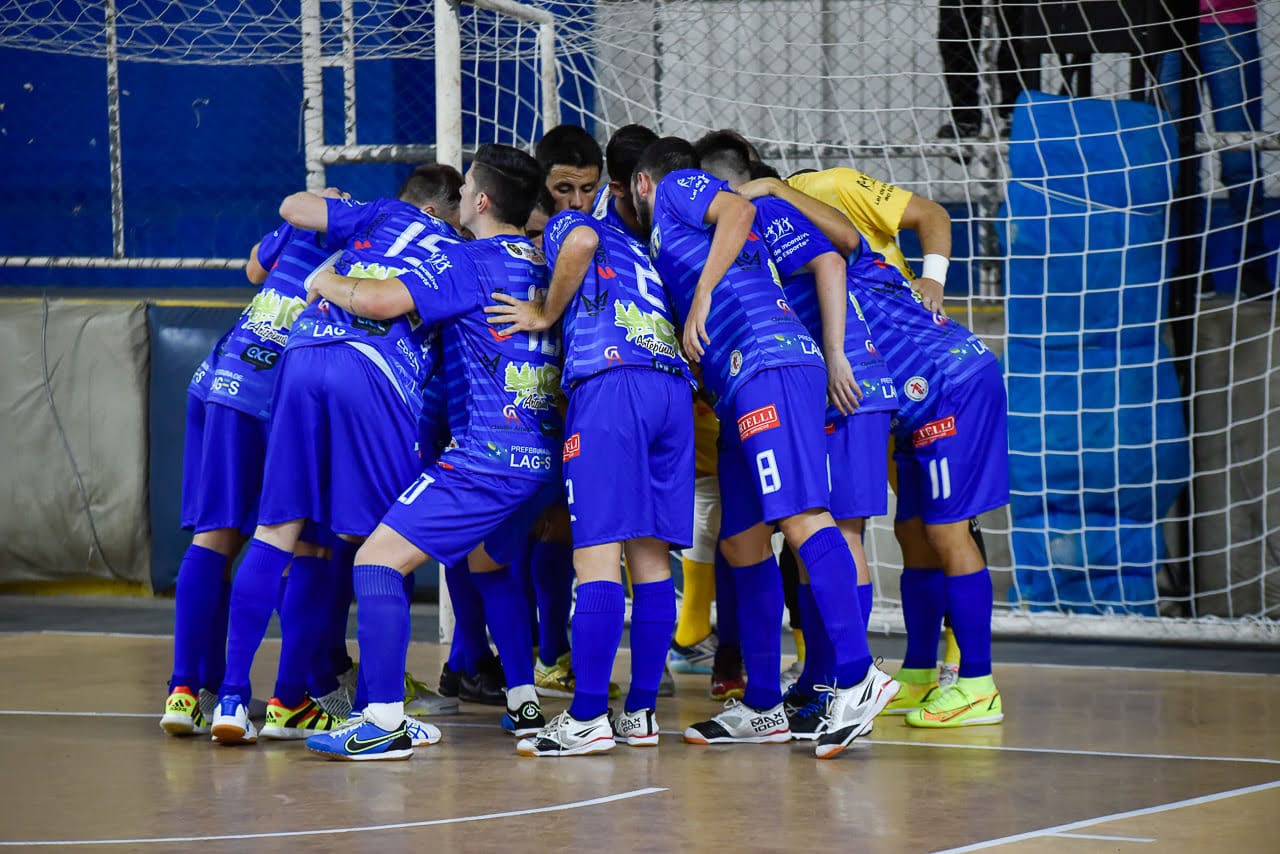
[2,0,1277,641]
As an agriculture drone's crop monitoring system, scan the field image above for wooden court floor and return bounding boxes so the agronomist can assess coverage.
[0,631,1277,853]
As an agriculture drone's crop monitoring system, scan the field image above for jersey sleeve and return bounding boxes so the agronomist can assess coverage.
[322,197,378,250]
[542,210,594,271]
[787,167,911,238]
[657,169,726,230]
[255,222,296,270]
[399,245,478,325]
[753,197,838,278]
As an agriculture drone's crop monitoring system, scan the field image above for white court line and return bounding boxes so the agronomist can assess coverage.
[0,787,667,847]
[932,779,1280,853]
[1050,832,1155,842]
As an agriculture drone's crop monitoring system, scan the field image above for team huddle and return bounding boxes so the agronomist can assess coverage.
[163,123,1009,763]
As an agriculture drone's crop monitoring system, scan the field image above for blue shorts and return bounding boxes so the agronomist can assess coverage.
[382,459,555,569]
[257,345,419,538]
[894,361,1009,524]
[181,395,268,534]
[827,410,892,520]
[717,365,831,540]
[563,368,695,549]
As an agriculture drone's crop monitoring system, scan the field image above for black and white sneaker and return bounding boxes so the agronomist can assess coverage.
[501,699,546,737]
[814,664,898,759]
[783,687,831,742]
[516,711,615,757]
[683,699,791,745]
[611,707,659,746]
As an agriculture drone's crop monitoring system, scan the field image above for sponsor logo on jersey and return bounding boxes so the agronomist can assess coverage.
[242,289,307,334]
[865,339,878,355]
[239,345,279,371]
[583,290,610,317]
[729,349,744,377]
[776,297,792,314]
[344,260,411,281]
[649,225,662,258]
[352,315,390,336]
[881,378,897,398]
[563,432,581,462]
[603,346,624,364]
[933,311,949,326]
[738,404,780,441]
[675,173,710,198]
[614,302,679,358]
[503,404,520,424]
[912,415,956,448]
[510,444,553,471]
[764,218,795,244]
[502,240,545,265]
[504,362,562,411]
[485,441,508,460]
[904,375,929,401]
[427,253,452,274]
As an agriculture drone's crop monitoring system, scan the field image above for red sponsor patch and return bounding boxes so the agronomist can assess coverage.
[563,432,581,462]
[738,404,781,441]
[824,422,836,435]
[912,415,956,448]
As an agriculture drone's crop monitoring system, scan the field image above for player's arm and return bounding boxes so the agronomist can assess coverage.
[305,269,414,320]
[485,224,597,334]
[738,177,860,256]
[898,194,952,316]
[684,190,756,361]
[278,187,350,233]
[804,251,861,416]
[245,242,269,285]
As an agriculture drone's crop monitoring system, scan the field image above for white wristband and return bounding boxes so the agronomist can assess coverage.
[921,253,949,286]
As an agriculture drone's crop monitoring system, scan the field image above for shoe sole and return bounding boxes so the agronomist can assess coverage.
[683,730,791,745]
[159,715,201,736]
[211,721,257,745]
[260,727,332,740]
[516,740,616,758]
[815,680,900,760]
[906,712,1004,728]
[307,746,414,761]
[616,734,660,747]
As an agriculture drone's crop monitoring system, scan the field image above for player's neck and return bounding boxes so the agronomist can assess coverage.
[468,214,524,241]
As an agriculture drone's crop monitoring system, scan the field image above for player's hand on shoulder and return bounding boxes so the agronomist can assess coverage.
[319,186,352,200]
[485,291,550,335]
[735,177,785,201]
[912,277,946,317]
[826,352,862,416]
[306,267,339,304]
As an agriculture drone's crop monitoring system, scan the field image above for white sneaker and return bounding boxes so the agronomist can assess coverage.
[516,711,616,757]
[210,695,259,745]
[404,715,442,747]
[779,659,804,692]
[611,708,659,746]
[683,699,791,745]
[814,664,899,759]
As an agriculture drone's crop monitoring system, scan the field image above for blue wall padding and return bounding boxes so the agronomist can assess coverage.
[1001,91,1190,615]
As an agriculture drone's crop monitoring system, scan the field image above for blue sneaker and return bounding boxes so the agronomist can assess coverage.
[305,714,413,762]
[668,632,717,675]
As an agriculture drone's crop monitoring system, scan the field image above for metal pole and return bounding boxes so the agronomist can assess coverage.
[539,21,559,133]
[343,0,357,146]
[301,0,326,190]
[436,0,463,170]
[105,0,124,258]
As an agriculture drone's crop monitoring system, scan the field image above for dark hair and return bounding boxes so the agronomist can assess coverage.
[471,143,544,227]
[605,124,659,185]
[534,124,603,174]
[693,130,753,185]
[533,185,556,216]
[398,163,464,211]
[787,167,819,179]
[633,137,698,186]
[749,160,781,180]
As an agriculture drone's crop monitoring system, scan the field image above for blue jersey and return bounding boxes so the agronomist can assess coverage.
[207,224,331,420]
[647,168,824,416]
[845,234,997,433]
[543,210,693,392]
[591,185,642,240]
[752,196,898,420]
[287,197,462,416]
[187,332,225,402]
[400,235,562,480]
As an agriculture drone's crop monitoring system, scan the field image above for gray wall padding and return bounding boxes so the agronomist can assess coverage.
[0,299,151,585]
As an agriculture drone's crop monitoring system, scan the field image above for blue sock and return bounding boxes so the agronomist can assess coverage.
[713,547,739,646]
[507,535,539,648]
[353,564,411,705]
[532,540,574,666]
[798,527,871,687]
[900,568,946,670]
[324,539,358,681]
[568,580,625,720]
[445,563,489,673]
[472,567,534,690]
[947,569,994,678]
[219,539,293,701]
[795,583,833,696]
[734,555,784,711]
[200,579,231,694]
[170,544,226,691]
[626,578,676,713]
[858,582,874,627]
[274,555,333,707]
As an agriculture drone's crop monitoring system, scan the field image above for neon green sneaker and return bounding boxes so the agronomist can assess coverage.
[904,675,1003,728]
[879,668,941,716]
[534,652,620,699]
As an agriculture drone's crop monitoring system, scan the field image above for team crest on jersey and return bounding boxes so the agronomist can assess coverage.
[649,226,662,258]
[615,302,679,358]
[563,432,581,462]
[764,218,794,243]
[502,240,546,265]
[904,375,929,401]
[912,415,956,448]
[427,253,452,274]
[738,404,780,441]
[675,173,710,199]
[729,349,744,377]
[504,361,561,411]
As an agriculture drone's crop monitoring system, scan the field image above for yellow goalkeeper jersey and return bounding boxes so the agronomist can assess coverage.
[785,167,914,279]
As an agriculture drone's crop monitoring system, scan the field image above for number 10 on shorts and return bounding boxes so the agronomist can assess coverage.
[756,449,782,495]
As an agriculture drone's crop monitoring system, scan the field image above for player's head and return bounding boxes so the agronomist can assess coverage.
[463,143,543,233]
[398,163,465,228]
[749,160,781,180]
[693,130,753,189]
[630,136,697,233]
[535,124,603,212]
[602,124,659,232]
[524,186,556,249]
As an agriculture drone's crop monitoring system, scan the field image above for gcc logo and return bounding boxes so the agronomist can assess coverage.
[240,345,279,371]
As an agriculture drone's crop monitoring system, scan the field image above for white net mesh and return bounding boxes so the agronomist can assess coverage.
[2,0,1278,637]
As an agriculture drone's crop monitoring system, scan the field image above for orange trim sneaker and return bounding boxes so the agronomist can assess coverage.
[905,676,1003,728]
[880,667,941,716]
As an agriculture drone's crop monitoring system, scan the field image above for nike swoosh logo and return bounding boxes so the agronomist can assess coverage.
[924,702,976,722]
[345,730,404,753]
